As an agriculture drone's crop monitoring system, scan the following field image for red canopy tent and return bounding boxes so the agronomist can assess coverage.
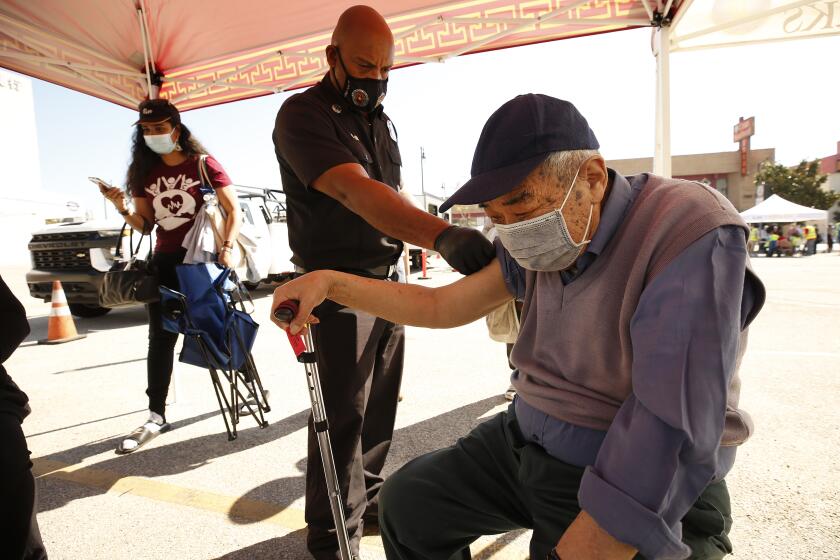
[3,1,837,175]
[0,0,658,111]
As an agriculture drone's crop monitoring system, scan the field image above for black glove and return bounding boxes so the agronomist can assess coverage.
[434,225,495,275]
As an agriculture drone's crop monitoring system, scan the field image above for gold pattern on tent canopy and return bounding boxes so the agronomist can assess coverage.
[0,0,655,111]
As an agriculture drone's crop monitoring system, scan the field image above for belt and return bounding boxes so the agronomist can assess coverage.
[294,264,397,279]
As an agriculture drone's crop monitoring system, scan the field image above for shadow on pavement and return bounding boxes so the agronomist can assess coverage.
[227,458,307,525]
[36,407,309,514]
[220,396,509,556]
[45,357,146,376]
[23,306,148,342]
[36,395,514,556]
[211,529,309,559]
[27,408,148,438]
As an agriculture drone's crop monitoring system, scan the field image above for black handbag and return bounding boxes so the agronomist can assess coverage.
[99,223,159,307]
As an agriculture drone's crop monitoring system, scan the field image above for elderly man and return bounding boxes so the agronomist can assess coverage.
[272,95,765,560]
[272,5,493,558]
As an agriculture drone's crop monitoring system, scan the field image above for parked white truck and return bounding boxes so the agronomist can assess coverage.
[26,186,295,317]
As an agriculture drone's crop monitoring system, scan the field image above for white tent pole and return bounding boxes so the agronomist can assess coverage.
[136,8,154,98]
[395,55,445,64]
[640,0,655,22]
[673,30,840,53]
[5,33,141,105]
[170,49,283,103]
[136,0,159,99]
[162,75,278,93]
[0,51,144,78]
[653,24,671,177]
[139,0,157,74]
[439,15,650,27]
[0,12,136,71]
[65,65,142,106]
[669,0,696,33]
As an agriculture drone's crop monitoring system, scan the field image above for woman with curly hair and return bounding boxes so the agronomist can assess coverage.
[98,99,240,454]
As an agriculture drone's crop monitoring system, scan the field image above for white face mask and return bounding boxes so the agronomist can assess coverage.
[143,130,178,155]
[494,165,593,272]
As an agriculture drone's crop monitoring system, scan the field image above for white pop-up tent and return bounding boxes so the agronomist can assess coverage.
[740,194,829,223]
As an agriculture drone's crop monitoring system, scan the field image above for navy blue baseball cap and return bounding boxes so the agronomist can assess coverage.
[439,94,599,212]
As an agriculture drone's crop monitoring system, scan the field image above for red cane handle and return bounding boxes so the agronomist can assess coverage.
[273,300,307,358]
[273,299,299,324]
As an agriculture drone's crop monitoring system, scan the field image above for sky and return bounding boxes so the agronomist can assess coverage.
[20,28,840,219]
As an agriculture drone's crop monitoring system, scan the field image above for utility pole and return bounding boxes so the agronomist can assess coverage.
[420,146,427,213]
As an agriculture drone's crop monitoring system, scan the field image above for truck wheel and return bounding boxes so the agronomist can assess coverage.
[68,303,112,318]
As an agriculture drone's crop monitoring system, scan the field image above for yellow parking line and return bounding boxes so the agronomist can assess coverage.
[32,458,527,558]
[32,458,308,532]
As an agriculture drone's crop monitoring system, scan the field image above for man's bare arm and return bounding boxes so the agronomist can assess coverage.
[271,260,511,334]
[554,511,637,560]
[312,163,449,250]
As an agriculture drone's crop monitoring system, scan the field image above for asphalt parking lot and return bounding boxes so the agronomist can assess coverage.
[2,252,839,559]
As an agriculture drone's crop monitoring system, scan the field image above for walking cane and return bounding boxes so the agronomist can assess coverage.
[274,300,353,560]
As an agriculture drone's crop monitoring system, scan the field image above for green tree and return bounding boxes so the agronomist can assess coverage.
[755,159,839,209]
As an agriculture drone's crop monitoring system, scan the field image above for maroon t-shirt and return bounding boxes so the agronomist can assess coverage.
[132,155,232,253]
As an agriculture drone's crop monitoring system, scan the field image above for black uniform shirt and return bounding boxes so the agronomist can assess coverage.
[273,73,404,271]
[0,276,31,422]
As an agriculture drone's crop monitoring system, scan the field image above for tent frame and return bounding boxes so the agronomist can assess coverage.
[0,1,654,108]
[4,0,840,177]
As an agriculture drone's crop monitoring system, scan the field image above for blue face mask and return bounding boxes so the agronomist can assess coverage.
[494,165,593,272]
[143,130,178,155]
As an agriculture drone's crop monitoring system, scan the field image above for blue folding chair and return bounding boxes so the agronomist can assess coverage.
[159,263,269,440]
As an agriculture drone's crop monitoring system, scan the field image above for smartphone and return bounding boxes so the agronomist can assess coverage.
[88,176,113,193]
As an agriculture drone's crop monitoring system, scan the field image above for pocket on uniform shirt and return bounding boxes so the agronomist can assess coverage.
[387,143,402,167]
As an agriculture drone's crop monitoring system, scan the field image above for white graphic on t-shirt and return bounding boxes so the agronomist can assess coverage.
[146,174,200,230]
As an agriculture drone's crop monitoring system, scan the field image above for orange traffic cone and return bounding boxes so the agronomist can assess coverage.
[38,281,86,345]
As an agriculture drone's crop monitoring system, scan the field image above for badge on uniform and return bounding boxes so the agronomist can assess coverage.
[331,104,342,114]
[386,119,398,142]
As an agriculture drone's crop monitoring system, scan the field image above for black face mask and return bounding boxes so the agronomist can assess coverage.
[333,48,388,113]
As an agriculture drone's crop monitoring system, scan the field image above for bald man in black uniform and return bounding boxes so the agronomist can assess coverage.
[272,5,494,558]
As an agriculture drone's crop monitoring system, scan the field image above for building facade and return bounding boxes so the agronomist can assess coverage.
[608,148,776,212]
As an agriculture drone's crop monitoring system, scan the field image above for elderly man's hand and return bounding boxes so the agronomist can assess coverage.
[434,225,495,275]
[270,272,333,334]
[550,510,636,560]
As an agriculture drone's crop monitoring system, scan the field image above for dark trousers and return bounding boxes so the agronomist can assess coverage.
[380,409,733,560]
[0,413,48,560]
[305,299,405,559]
[145,250,186,419]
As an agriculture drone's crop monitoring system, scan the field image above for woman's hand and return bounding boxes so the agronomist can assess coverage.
[218,248,235,268]
[102,186,127,213]
[270,271,333,334]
